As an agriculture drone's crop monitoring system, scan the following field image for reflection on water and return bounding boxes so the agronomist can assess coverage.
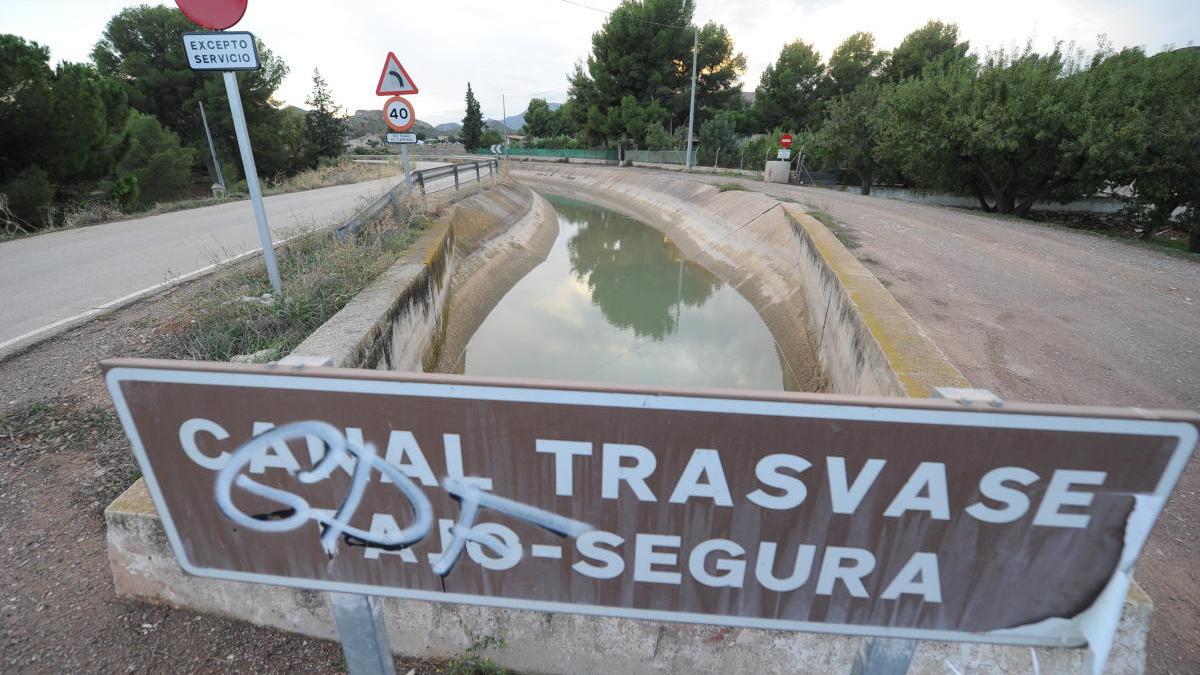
[458,194,787,391]
[562,198,719,340]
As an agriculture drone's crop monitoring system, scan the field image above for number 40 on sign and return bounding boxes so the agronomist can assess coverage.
[383,96,415,133]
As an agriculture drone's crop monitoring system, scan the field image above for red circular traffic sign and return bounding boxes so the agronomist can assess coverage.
[779,134,794,148]
[383,96,416,132]
[175,0,248,30]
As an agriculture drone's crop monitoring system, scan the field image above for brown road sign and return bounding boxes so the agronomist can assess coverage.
[104,358,1198,650]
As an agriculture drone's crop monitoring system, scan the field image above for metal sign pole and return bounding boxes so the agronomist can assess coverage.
[198,100,225,193]
[331,592,395,675]
[400,143,412,186]
[222,70,282,296]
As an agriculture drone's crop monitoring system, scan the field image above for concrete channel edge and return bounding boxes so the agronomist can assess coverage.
[103,166,1153,673]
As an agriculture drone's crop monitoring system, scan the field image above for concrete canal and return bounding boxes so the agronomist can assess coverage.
[450,194,794,390]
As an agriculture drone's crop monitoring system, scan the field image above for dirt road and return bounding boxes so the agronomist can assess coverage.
[685,171,1200,674]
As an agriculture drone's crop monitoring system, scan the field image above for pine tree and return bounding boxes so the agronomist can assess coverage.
[461,83,484,151]
[304,68,346,164]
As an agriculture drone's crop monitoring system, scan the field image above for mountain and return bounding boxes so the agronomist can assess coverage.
[344,109,435,137]
[502,102,561,132]
[435,122,461,134]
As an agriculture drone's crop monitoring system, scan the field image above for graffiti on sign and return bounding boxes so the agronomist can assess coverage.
[104,359,1198,657]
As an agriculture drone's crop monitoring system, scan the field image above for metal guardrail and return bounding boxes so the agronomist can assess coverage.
[412,159,499,196]
[334,158,500,242]
[334,182,407,242]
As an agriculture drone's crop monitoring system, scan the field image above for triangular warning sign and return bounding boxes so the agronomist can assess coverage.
[376,52,418,96]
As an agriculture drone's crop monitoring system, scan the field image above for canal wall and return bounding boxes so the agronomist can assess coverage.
[104,166,1152,674]
[513,165,825,392]
[286,182,543,371]
[511,163,968,397]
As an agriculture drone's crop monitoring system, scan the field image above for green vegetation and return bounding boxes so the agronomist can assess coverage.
[442,636,507,675]
[150,203,430,362]
[715,182,746,192]
[461,83,484,152]
[0,396,136,507]
[304,69,348,163]
[0,5,342,234]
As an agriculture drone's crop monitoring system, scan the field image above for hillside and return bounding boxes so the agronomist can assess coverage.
[344,109,435,137]
[502,102,561,132]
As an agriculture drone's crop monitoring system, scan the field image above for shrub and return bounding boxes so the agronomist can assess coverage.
[117,111,195,206]
[105,174,140,210]
[1,165,54,231]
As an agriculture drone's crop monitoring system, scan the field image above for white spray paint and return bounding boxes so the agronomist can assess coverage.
[214,421,591,577]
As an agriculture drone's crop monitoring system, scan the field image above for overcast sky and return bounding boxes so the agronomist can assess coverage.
[3,0,1195,125]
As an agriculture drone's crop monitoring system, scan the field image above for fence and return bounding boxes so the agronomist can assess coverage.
[412,159,499,197]
[623,149,697,165]
[472,147,618,161]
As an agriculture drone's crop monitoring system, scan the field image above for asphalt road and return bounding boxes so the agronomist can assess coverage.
[0,163,456,351]
[683,171,1200,674]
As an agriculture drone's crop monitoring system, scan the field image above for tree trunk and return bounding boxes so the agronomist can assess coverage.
[994,188,1016,215]
[1189,227,1200,254]
[860,172,873,196]
[1014,194,1040,218]
[1142,206,1169,241]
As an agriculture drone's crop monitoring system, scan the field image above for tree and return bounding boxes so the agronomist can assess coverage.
[303,68,346,163]
[879,46,1096,215]
[1,38,129,191]
[0,35,53,186]
[816,82,887,194]
[886,21,970,82]
[699,110,738,154]
[828,32,887,97]
[522,98,555,137]
[751,40,826,132]
[1091,47,1200,246]
[43,63,131,195]
[118,111,195,206]
[479,126,504,148]
[92,5,290,178]
[567,0,744,145]
[461,83,484,150]
[644,122,674,150]
[1,35,132,227]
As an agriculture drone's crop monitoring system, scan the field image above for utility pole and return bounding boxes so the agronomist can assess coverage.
[685,27,698,172]
[501,94,508,151]
[198,100,225,195]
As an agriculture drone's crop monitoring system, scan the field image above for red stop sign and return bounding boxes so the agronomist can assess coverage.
[780,134,794,148]
[175,0,248,30]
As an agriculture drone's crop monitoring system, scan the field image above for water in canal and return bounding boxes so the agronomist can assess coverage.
[457,194,790,391]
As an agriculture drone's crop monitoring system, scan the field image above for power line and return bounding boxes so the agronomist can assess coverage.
[553,0,691,30]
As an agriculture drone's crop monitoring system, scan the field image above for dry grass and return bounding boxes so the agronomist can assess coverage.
[147,200,431,363]
[1,159,406,241]
[265,158,404,195]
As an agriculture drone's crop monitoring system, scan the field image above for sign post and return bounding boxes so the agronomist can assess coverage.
[180,26,282,296]
[104,358,1199,672]
[382,96,416,186]
[376,53,419,187]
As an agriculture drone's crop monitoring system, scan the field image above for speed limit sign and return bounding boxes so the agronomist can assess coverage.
[382,96,415,132]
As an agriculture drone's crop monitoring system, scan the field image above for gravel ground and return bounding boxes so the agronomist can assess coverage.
[681,171,1200,675]
[0,277,441,674]
[3,166,1197,672]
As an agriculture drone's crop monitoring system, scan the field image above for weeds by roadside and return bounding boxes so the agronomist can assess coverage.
[806,207,861,249]
[0,159,406,242]
[442,636,507,675]
[714,182,746,192]
[149,201,430,362]
[0,396,137,509]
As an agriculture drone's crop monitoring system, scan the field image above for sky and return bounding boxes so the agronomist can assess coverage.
[2,0,1196,125]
